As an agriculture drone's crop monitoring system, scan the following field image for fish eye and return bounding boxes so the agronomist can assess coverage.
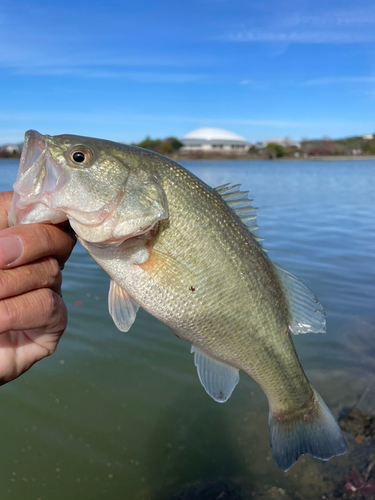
[68,146,93,167]
[73,151,85,163]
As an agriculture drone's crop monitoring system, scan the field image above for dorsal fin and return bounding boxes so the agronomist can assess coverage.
[215,185,326,337]
[215,183,265,247]
[272,263,326,335]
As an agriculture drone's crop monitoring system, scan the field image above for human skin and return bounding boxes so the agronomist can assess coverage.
[0,191,76,384]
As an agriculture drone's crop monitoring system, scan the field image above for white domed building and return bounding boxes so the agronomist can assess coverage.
[180,127,250,155]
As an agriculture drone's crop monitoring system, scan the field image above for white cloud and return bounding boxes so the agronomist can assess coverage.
[220,6,375,45]
[1,111,374,132]
[209,118,306,127]
[12,67,205,83]
[305,76,375,85]
[221,31,375,44]
[282,10,375,28]
[239,79,269,89]
[0,41,215,81]
[0,50,216,69]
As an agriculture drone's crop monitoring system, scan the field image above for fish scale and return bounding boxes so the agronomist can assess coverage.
[151,166,289,372]
[9,130,347,472]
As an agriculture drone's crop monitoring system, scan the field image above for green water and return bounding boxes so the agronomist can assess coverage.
[0,158,375,499]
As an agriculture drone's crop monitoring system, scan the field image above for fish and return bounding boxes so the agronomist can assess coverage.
[9,130,347,471]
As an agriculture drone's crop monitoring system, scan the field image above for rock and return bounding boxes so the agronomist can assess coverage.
[339,409,375,438]
[170,479,243,500]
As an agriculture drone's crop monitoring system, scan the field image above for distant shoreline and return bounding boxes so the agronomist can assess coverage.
[171,154,375,162]
[2,154,375,163]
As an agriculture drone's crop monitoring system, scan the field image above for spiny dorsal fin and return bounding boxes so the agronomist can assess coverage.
[215,183,265,247]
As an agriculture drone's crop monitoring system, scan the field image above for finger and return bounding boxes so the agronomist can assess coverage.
[0,288,67,339]
[0,222,76,269]
[0,256,62,300]
[0,191,12,230]
[0,191,73,231]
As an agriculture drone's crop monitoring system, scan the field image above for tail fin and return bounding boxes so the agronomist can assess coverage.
[269,390,347,472]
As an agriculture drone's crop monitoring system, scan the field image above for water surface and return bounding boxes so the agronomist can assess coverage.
[0,158,374,499]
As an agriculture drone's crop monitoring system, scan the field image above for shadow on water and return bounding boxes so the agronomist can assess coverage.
[340,315,375,416]
[140,390,251,499]
[133,315,375,500]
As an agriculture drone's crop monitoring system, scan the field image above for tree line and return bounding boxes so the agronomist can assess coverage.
[132,136,183,155]
[2,134,375,160]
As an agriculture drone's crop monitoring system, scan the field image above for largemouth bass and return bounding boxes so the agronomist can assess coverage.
[9,130,347,471]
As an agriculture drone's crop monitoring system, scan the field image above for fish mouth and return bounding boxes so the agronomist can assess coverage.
[9,130,68,226]
[9,130,120,232]
[8,131,162,244]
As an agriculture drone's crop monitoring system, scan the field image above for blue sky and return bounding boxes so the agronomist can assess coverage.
[1,0,375,144]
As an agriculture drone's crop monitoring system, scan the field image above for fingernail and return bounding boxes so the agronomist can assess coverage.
[0,236,24,266]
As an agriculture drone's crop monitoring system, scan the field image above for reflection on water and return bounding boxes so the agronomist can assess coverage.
[1,158,375,499]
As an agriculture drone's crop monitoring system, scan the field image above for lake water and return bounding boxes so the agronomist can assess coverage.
[0,158,374,499]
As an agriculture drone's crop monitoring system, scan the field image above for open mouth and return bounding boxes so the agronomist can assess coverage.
[8,130,68,227]
[8,130,167,245]
[9,130,128,235]
[8,130,122,231]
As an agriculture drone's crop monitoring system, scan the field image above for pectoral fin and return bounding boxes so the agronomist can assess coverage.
[108,279,139,332]
[191,346,239,403]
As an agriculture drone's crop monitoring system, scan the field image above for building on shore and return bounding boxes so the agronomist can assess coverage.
[0,144,22,154]
[258,137,301,149]
[180,128,250,154]
[0,143,23,157]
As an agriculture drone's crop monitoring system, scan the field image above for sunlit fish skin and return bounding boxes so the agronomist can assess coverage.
[9,130,347,471]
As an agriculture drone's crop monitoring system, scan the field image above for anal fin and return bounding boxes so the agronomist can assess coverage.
[108,279,139,332]
[191,346,239,403]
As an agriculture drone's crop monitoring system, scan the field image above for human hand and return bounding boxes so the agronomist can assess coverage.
[0,191,76,384]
